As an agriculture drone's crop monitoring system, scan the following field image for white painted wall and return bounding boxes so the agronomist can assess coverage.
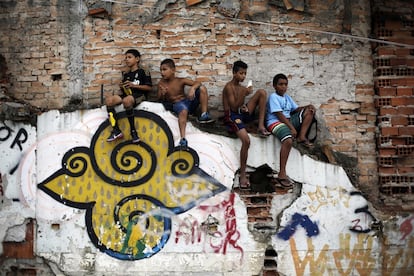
[0,102,413,275]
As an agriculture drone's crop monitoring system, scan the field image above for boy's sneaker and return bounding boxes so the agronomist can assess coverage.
[107,129,123,142]
[198,112,215,124]
[131,130,140,144]
[179,138,188,149]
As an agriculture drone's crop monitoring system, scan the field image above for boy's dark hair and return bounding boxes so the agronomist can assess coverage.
[161,58,176,68]
[232,60,248,73]
[273,73,288,86]
[125,49,141,57]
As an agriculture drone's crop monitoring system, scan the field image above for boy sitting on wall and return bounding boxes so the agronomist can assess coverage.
[157,58,215,148]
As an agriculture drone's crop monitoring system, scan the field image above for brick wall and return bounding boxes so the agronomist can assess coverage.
[0,1,412,211]
[372,2,414,209]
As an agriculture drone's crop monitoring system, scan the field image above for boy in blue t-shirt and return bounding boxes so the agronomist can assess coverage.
[265,73,316,187]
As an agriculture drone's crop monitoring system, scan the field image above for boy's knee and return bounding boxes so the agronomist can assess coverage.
[105,96,114,106]
[282,138,293,147]
[199,85,208,95]
[179,109,189,117]
[243,139,250,148]
[307,105,316,113]
[122,98,134,109]
[256,89,266,97]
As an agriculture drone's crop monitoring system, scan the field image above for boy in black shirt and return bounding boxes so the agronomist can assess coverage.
[106,49,152,143]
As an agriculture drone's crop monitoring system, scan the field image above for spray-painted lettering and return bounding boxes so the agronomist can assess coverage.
[277,213,319,240]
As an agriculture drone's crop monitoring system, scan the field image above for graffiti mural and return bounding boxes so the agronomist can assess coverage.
[37,110,227,260]
[400,216,414,240]
[174,193,244,262]
[277,212,319,240]
[0,122,34,176]
[348,191,378,234]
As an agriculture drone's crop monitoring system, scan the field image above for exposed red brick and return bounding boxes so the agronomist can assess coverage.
[399,127,414,136]
[395,48,411,56]
[398,106,414,115]
[397,87,413,96]
[391,115,408,126]
[406,59,414,66]
[392,137,408,145]
[390,78,408,86]
[391,97,411,106]
[390,57,408,66]
[384,20,403,29]
[379,107,399,115]
[407,79,414,86]
[88,8,108,16]
[379,148,397,156]
[381,126,399,136]
[379,167,398,174]
[377,47,395,56]
[186,0,205,6]
[2,220,34,259]
[378,87,396,96]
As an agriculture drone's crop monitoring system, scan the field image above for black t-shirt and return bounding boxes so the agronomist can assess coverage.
[122,67,152,98]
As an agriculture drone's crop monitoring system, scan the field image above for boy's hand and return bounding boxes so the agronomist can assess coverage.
[306,105,316,113]
[239,104,249,114]
[246,86,253,95]
[291,128,297,138]
[123,80,132,88]
[159,83,168,96]
[187,88,195,100]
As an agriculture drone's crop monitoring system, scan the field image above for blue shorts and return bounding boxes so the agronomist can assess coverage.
[223,110,254,133]
[172,88,201,115]
[268,110,303,142]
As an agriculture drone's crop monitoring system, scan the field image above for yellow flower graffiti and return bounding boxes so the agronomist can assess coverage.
[38,110,226,260]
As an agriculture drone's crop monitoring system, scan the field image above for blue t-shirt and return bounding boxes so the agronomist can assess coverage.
[265,92,298,128]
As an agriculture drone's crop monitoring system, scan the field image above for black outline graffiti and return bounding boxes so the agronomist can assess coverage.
[38,110,227,261]
[0,124,28,151]
[349,191,378,233]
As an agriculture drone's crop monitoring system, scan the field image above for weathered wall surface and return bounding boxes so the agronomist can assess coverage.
[0,103,413,275]
[0,0,413,274]
[0,0,381,206]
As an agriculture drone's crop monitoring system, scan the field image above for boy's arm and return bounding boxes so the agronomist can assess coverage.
[183,78,201,100]
[275,112,297,135]
[122,69,153,93]
[292,104,315,114]
[157,82,167,101]
[126,82,152,92]
[134,68,153,92]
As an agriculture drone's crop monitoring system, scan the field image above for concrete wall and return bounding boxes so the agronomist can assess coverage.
[1,102,413,275]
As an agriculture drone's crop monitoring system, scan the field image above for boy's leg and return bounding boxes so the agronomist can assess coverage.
[126,108,140,143]
[198,86,208,114]
[172,100,190,147]
[177,109,189,148]
[297,106,315,142]
[246,89,270,135]
[105,95,124,142]
[279,138,293,179]
[269,123,293,180]
[124,95,142,143]
[178,109,188,139]
[236,129,250,188]
[194,86,214,123]
[225,111,250,188]
[106,108,124,142]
